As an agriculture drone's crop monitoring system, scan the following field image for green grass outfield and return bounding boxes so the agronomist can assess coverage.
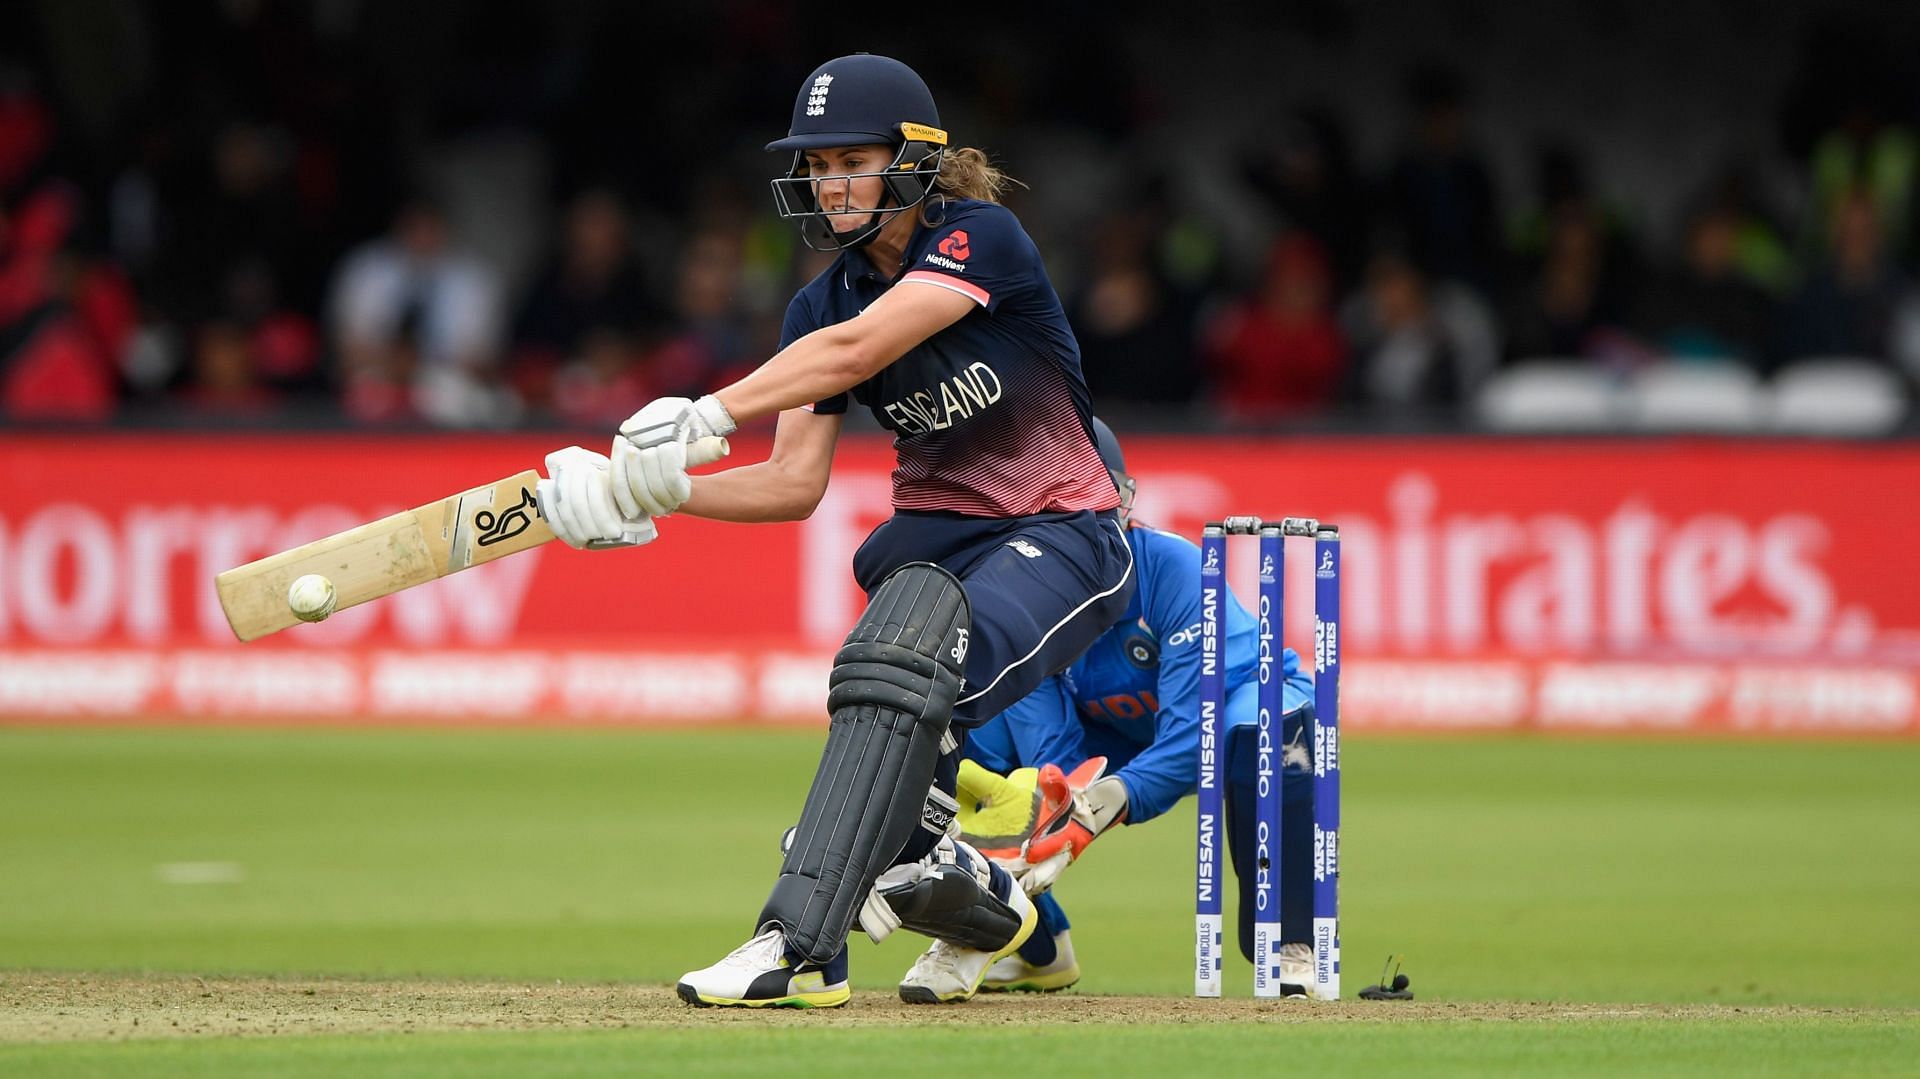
[1,728,1916,1074]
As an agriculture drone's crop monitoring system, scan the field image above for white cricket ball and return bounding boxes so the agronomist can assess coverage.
[288,574,338,623]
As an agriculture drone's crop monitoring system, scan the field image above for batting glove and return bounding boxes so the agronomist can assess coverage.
[538,446,657,550]
[610,395,735,518]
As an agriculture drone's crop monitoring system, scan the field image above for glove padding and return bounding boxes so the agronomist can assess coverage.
[955,760,1046,860]
[537,446,657,550]
[1016,766,1129,896]
[611,395,736,517]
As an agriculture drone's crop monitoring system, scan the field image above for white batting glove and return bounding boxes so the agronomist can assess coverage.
[611,394,736,517]
[537,446,658,550]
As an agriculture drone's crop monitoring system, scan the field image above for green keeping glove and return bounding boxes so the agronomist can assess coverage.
[956,759,1043,859]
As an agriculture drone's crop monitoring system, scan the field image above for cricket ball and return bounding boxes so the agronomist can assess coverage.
[288,574,338,623]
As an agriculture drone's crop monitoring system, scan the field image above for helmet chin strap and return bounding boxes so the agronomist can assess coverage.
[829,192,908,251]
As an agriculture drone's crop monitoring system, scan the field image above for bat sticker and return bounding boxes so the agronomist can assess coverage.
[475,488,540,547]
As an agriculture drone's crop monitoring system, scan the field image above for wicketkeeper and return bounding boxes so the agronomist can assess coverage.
[940,420,1321,995]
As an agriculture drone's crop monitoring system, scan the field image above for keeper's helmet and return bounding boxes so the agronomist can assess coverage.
[767,54,947,251]
[1090,417,1137,521]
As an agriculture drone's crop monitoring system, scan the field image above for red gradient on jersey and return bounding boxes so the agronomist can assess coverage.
[900,270,989,305]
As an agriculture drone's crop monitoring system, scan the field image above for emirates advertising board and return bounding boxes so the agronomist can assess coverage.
[0,433,1914,734]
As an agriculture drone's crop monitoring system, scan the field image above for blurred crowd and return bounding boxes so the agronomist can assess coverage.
[3,2,1919,432]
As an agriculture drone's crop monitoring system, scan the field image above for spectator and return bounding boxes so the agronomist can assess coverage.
[340,303,423,425]
[510,187,665,414]
[1808,96,1917,263]
[1203,233,1346,419]
[1778,189,1907,364]
[326,198,510,426]
[1631,205,1778,368]
[1504,145,1645,361]
[1699,164,1796,296]
[548,327,651,426]
[1382,65,1506,301]
[1504,209,1636,362]
[167,124,304,322]
[177,320,282,419]
[1340,247,1500,410]
[0,182,133,423]
[1240,106,1368,292]
[1070,200,1202,407]
[646,229,756,398]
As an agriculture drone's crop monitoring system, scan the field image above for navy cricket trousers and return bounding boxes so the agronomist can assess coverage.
[850,508,1136,730]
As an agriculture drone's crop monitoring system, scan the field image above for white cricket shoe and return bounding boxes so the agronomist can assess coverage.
[980,929,1080,992]
[897,886,1039,1004]
[1278,941,1313,999]
[676,928,850,1009]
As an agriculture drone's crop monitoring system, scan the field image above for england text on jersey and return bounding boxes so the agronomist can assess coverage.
[881,361,1003,434]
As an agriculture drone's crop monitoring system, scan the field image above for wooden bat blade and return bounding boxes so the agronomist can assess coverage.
[214,470,552,642]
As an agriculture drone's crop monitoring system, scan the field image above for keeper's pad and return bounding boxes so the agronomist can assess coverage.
[858,835,1026,951]
[759,562,971,962]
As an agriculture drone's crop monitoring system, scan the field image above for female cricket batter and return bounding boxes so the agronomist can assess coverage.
[540,53,1135,1007]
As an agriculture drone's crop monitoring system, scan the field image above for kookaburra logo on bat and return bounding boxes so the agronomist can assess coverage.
[475,488,540,547]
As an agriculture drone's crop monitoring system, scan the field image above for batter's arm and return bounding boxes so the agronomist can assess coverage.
[711,282,974,423]
[677,406,843,522]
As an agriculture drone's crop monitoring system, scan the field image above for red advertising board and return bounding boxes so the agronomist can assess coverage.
[1,433,1915,733]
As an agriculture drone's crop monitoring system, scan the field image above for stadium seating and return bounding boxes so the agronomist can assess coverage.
[1767,357,1910,437]
[1474,359,1621,432]
[1626,360,1766,432]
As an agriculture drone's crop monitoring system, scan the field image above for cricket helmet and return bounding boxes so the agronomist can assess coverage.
[767,54,947,251]
[1089,416,1137,519]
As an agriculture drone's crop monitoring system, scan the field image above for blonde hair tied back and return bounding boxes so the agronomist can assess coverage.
[932,147,1023,204]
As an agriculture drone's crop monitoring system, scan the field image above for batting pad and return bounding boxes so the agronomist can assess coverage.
[760,562,971,963]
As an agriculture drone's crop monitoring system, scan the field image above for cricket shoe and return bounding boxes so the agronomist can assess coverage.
[980,930,1080,992]
[1278,942,1313,999]
[675,929,849,1009]
[897,885,1039,1004]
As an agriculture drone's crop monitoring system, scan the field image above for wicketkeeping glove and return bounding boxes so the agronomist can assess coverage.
[955,759,1045,860]
[1017,764,1129,896]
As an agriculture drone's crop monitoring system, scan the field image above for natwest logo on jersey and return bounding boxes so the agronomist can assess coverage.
[937,230,970,260]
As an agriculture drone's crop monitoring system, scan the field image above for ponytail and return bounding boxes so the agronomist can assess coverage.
[932,147,1022,204]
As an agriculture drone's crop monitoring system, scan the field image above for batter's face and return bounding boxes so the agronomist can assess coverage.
[805,144,892,233]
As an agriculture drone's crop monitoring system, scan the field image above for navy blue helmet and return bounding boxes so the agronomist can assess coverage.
[1090,417,1137,519]
[768,54,948,251]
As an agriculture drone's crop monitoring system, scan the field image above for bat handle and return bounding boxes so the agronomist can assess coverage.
[687,436,730,467]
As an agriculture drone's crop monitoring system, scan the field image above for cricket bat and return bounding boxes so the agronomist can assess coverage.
[215,437,727,642]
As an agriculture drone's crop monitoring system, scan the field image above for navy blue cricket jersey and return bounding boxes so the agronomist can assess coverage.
[782,198,1118,517]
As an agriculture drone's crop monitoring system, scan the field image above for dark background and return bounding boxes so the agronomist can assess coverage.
[4,0,1919,433]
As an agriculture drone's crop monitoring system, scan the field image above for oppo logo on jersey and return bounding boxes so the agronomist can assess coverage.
[881,360,1004,434]
[1166,621,1205,648]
